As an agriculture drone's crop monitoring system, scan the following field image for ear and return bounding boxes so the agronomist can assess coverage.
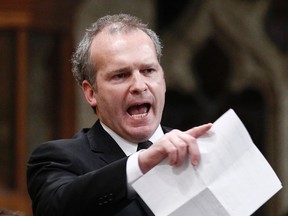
[82,80,97,107]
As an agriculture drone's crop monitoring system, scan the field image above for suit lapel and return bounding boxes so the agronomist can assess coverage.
[87,120,126,164]
[86,121,169,216]
[162,125,172,134]
[87,121,171,164]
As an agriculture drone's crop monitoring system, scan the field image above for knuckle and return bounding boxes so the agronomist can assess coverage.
[178,141,187,149]
[167,145,177,154]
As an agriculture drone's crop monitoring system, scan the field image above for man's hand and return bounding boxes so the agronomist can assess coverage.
[138,123,212,174]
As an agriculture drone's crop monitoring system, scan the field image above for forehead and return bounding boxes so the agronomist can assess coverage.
[90,28,157,65]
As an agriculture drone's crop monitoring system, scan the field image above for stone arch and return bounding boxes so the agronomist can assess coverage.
[161,1,286,214]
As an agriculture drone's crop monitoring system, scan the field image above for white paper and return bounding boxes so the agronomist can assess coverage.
[132,109,282,216]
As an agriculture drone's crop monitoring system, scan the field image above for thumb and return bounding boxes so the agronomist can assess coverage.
[185,123,212,138]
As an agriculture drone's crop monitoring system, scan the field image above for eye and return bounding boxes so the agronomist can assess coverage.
[142,68,155,75]
[115,73,126,78]
[113,73,128,80]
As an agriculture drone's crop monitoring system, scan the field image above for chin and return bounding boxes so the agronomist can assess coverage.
[130,126,155,141]
[128,128,148,142]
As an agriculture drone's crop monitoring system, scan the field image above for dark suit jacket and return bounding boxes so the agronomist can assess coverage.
[27,120,170,216]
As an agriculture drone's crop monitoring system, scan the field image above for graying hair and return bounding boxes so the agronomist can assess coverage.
[71,14,163,87]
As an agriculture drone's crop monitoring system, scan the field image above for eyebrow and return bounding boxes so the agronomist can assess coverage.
[106,60,159,75]
[109,66,132,74]
[139,61,160,69]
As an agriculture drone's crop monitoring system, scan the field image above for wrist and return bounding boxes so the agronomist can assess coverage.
[138,149,164,174]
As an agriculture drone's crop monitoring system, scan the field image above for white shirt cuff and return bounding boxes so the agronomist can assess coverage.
[126,151,144,197]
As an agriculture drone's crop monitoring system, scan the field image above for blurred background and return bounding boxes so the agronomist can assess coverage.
[0,0,287,215]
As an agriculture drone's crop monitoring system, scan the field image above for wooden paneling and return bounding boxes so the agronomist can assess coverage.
[15,30,28,194]
[0,0,79,30]
[0,0,80,215]
[0,192,31,215]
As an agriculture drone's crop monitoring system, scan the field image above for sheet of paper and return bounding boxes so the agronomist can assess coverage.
[132,109,282,216]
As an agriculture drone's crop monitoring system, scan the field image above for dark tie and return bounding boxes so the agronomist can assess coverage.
[137,140,152,151]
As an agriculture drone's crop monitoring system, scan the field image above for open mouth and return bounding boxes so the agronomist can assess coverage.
[127,103,151,118]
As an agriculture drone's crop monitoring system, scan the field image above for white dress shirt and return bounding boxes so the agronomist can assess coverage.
[100,122,164,195]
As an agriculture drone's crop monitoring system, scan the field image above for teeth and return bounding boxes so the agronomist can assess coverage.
[127,103,150,118]
[131,113,148,118]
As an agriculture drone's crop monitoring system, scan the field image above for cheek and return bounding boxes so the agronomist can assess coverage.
[157,79,166,99]
[96,88,124,110]
[159,92,166,112]
[160,85,167,110]
[153,83,166,111]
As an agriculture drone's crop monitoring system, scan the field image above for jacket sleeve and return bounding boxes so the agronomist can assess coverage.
[27,141,131,216]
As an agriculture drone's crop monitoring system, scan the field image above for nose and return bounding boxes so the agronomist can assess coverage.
[129,72,147,94]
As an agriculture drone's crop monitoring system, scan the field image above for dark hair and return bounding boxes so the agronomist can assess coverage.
[72,14,162,88]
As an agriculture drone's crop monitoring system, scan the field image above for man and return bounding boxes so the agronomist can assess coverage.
[27,14,211,216]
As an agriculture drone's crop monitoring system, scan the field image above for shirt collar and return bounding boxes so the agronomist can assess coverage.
[100,122,164,156]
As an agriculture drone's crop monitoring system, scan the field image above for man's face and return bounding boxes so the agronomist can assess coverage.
[86,29,166,143]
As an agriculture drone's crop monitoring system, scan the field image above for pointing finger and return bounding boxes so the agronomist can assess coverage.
[185,123,212,138]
